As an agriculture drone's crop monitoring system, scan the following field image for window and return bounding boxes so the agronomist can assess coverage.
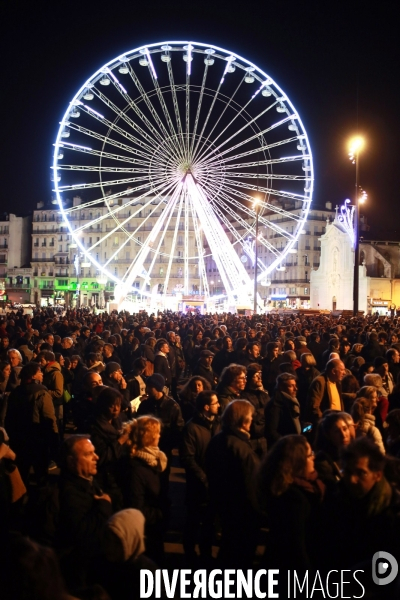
[289,287,296,294]
[126,252,130,259]
[114,237,119,245]
[279,287,286,295]
[59,245,62,252]
[58,279,68,286]
[304,287,309,295]
[114,267,118,275]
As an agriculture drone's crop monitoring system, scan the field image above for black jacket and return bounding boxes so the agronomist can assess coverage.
[180,413,220,502]
[123,456,168,530]
[154,353,172,387]
[57,471,113,559]
[90,415,125,496]
[192,361,216,388]
[265,389,301,446]
[241,387,270,439]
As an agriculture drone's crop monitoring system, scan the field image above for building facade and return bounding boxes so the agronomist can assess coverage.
[0,214,32,303]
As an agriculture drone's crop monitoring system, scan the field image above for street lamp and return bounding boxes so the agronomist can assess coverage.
[253,198,260,314]
[348,136,365,316]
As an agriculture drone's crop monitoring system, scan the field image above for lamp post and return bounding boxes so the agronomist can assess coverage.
[253,199,260,315]
[348,136,364,316]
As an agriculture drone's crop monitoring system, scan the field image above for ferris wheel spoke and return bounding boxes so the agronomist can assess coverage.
[223,176,307,202]
[205,181,283,257]
[76,103,160,157]
[66,121,155,162]
[190,195,210,297]
[129,185,182,293]
[187,175,252,298]
[196,110,293,168]
[76,176,178,239]
[192,75,246,164]
[57,174,155,192]
[214,180,301,231]
[222,154,310,170]
[189,62,209,157]
[199,136,301,169]
[166,60,185,155]
[91,86,165,153]
[163,187,185,301]
[57,142,152,168]
[223,171,308,182]
[96,73,183,163]
[57,165,152,174]
[98,178,180,259]
[127,65,184,163]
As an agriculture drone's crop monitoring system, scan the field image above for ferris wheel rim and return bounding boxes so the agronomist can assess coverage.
[52,40,314,303]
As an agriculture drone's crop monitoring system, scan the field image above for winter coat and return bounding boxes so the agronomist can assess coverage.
[43,361,64,407]
[153,352,172,387]
[265,389,301,446]
[356,413,385,454]
[192,361,216,388]
[306,373,343,423]
[214,383,242,411]
[90,415,126,496]
[123,456,168,529]
[180,413,220,503]
[241,387,270,439]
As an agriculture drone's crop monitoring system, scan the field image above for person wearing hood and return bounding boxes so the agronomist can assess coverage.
[205,399,261,568]
[101,361,131,420]
[265,372,302,447]
[5,363,58,484]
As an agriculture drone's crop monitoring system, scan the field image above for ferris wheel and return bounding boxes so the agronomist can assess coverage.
[52,40,313,306]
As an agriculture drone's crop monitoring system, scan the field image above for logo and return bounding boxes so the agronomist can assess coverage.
[372,551,398,586]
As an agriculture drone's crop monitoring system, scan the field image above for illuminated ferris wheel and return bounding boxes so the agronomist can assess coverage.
[52,40,313,306]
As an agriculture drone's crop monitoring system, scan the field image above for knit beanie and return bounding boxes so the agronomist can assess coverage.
[146,373,165,391]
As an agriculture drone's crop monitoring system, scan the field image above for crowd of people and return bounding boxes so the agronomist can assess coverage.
[0,307,400,598]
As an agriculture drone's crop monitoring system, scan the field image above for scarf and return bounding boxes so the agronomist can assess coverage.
[135,446,167,472]
[293,471,326,500]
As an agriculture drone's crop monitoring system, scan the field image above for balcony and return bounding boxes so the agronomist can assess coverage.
[31,258,55,263]
[49,242,55,247]
[313,262,320,267]
[305,246,311,250]
[7,283,31,289]
[33,242,39,247]
[41,243,47,247]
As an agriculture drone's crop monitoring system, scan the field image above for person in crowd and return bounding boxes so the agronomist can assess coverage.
[178,376,212,423]
[357,382,388,432]
[323,437,400,590]
[314,411,355,484]
[90,387,133,507]
[206,400,261,568]
[319,338,340,371]
[215,363,247,410]
[351,397,385,453]
[241,363,269,457]
[165,330,179,400]
[261,342,283,395]
[211,335,234,377]
[38,350,64,435]
[373,355,395,395]
[125,357,147,409]
[192,349,216,389]
[296,353,320,414]
[69,354,88,397]
[101,362,131,420]
[307,358,346,425]
[361,331,384,362]
[153,339,172,391]
[180,390,220,562]
[102,342,121,365]
[137,374,184,464]
[236,341,262,367]
[6,348,23,391]
[385,409,400,458]
[386,347,400,382]
[61,337,75,359]
[258,435,325,571]
[0,361,12,427]
[5,362,58,484]
[124,416,168,563]
[265,372,301,446]
[56,435,114,588]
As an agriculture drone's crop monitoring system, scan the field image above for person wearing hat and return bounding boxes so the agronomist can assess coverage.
[294,336,312,361]
[137,374,184,468]
[192,349,217,389]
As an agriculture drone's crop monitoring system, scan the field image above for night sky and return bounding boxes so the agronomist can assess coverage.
[1,1,399,234]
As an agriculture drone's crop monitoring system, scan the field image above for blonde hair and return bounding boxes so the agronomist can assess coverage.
[128,416,161,456]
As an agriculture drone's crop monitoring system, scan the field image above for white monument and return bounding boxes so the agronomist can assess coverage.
[310,202,368,312]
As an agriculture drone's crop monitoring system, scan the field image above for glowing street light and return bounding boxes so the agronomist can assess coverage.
[348,135,365,316]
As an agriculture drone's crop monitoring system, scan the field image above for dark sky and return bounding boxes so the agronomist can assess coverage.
[1,1,399,233]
